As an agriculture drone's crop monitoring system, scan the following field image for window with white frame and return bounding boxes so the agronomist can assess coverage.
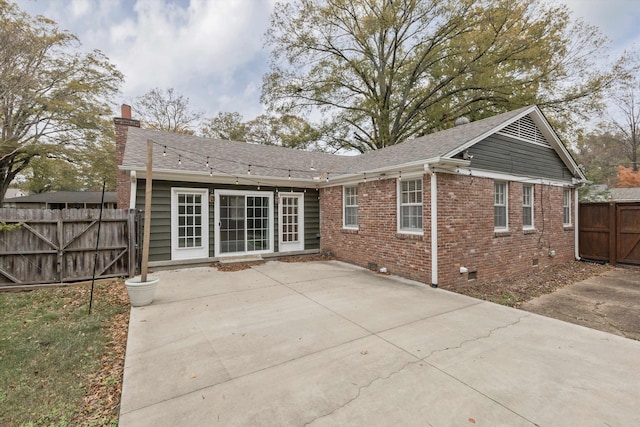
[522,184,534,229]
[343,185,358,229]
[494,181,508,230]
[563,188,571,225]
[399,178,423,232]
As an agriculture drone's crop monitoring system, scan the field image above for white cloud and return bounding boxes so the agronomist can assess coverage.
[69,0,91,18]
[105,0,272,116]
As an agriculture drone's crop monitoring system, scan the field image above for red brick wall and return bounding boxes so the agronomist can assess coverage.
[114,117,140,209]
[320,176,432,283]
[320,173,576,288]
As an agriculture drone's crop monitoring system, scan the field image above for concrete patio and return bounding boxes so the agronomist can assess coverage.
[119,261,640,426]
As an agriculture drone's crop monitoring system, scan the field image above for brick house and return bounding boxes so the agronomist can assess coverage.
[115,104,586,288]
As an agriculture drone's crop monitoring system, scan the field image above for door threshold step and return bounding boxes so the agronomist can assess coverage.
[219,255,264,265]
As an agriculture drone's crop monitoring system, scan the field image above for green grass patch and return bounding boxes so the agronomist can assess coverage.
[0,282,128,427]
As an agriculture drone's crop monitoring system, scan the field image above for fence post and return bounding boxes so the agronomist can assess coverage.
[128,209,136,278]
[609,202,616,266]
[56,210,63,283]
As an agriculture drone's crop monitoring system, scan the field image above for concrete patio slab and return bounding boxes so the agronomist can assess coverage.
[120,261,640,426]
[522,267,640,340]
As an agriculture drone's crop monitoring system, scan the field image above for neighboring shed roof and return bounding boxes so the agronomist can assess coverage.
[119,105,584,183]
[609,187,640,202]
[4,191,117,204]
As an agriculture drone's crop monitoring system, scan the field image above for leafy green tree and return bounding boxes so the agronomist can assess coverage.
[0,0,122,203]
[245,114,321,149]
[201,112,321,149]
[200,112,248,140]
[572,131,624,187]
[263,0,627,152]
[132,88,203,134]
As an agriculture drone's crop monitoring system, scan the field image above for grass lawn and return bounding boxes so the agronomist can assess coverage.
[0,280,130,427]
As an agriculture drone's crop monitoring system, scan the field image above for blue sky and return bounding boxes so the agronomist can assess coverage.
[17,0,640,122]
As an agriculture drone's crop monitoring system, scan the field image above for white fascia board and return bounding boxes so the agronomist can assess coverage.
[441,106,537,158]
[455,167,576,187]
[528,110,587,181]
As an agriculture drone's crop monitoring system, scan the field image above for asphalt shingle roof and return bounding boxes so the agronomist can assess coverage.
[609,187,640,201]
[120,105,543,179]
[4,191,117,204]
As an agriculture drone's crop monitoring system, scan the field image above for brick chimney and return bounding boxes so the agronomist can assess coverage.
[114,104,140,209]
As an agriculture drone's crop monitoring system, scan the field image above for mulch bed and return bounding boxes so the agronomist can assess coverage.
[449,261,612,307]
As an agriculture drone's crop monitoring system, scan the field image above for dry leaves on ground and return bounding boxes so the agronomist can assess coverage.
[75,280,130,426]
[450,261,611,307]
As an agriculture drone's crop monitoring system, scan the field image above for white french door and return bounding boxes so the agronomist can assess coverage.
[214,190,274,256]
[278,193,304,252]
[171,188,209,260]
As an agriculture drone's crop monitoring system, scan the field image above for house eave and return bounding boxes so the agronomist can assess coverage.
[121,165,320,188]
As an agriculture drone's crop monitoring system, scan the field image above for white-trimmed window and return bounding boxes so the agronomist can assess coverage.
[522,184,534,229]
[494,181,508,230]
[343,185,358,229]
[399,178,423,233]
[563,188,571,225]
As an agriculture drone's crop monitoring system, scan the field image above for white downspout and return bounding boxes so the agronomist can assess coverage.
[574,187,580,260]
[129,170,137,210]
[431,171,438,287]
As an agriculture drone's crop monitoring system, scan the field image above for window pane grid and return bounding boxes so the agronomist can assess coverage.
[400,179,423,231]
[177,193,203,248]
[281,196,299,242]
[494,182,507,229]
[523,185,533,228]
[344,186,358,227]
[563,189,571,224]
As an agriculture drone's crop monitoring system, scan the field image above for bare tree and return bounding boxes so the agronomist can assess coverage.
[132,88,203,134]
[609,77,640,171]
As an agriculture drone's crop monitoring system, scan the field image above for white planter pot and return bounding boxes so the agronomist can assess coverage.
[125,276,159,307]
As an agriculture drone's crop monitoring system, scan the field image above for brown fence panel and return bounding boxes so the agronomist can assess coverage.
[616,203,640,265]
[0,208,137,287]
[579,203,613,262]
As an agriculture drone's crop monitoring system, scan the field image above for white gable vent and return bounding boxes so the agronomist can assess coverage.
[497,115,550,147]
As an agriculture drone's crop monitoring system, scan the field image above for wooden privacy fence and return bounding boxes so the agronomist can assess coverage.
[579,202,640,266]
[0,208,138,287]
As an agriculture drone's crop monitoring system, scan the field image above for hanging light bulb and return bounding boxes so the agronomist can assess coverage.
[248,164,252,175]
[257,182,261,190]
[326,172,329,183]
[398,170,402,181]
[209,168,213,177]
[178,154,182,165]
[206,156,210,168]
[163,146,167,156]
[288,169,291,179]
[235,177,239,185]
[363,173,367,183]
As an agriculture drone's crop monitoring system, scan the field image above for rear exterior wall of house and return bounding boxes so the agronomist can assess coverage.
[320,173,576,289]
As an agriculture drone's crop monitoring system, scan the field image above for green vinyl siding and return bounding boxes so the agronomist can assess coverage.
[136,180,320,261]
[464,134,574,181]
[304,190,320,250]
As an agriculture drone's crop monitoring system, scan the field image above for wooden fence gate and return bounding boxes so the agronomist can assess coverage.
[579,202,640,266]
[0,208,138,287]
